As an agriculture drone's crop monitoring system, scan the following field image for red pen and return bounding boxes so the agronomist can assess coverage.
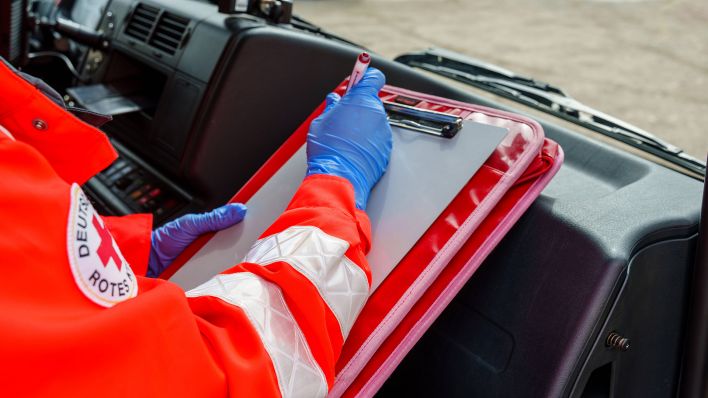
[345,52,371,93]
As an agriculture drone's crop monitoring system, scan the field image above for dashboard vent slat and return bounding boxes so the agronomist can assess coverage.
[131,15,154,27]
[124,3,159,42]
[149,12,189,55]
[153,32,180,46]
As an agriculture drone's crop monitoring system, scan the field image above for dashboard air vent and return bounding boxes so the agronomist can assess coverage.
[149,12,189,55]
[125,4,159,42]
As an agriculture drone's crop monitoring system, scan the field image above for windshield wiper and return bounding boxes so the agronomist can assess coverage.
[395,48,705,176]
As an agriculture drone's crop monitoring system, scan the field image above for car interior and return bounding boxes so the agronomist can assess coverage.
[1,0,706,396]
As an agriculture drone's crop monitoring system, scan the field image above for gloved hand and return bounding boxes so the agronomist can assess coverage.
[147,203,247,277]
[306,67,393,210]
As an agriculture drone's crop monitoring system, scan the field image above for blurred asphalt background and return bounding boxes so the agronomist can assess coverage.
[297,0,708,159]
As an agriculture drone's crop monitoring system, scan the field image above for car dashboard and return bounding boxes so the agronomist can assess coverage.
[37,0,707,396]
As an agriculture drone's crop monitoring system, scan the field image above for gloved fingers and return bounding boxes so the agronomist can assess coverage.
[147,204,246,277]
[349,68,386,97]
[203,203,248,232]
[323,92,341,113]
[182,203,247,235]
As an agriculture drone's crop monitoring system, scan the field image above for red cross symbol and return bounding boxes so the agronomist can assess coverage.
[92,216,123,271]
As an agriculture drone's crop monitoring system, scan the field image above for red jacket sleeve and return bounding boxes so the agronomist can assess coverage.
[186,174,372,397]
[0,130,370,398]
[103,214,153,277]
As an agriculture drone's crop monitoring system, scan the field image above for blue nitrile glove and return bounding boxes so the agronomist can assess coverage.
[306,67,393,210]
[147,203,247,277]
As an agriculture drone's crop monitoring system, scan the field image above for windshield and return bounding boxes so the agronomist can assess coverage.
[298,0,707,160]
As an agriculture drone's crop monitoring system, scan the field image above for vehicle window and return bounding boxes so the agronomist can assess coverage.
[298,0,708,160]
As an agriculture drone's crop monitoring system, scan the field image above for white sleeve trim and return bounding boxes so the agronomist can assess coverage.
[186,272,328,398]
[0,124,16,141]
[243,226,370,339]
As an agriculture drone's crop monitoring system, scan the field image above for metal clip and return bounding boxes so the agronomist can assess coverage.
[384,101,463,138]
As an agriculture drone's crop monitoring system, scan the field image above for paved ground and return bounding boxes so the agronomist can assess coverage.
[296,0,708,160]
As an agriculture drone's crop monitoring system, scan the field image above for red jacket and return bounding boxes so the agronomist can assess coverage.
[0,61,372,397]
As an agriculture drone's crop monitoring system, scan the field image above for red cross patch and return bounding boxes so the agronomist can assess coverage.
[67,184,138,307]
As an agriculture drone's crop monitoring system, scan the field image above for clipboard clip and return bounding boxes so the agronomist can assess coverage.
[384,101,463,138]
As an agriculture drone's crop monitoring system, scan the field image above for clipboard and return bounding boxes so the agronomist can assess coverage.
[161,82,562,398]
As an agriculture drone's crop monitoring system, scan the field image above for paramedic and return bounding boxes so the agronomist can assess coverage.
[0,58,392,398]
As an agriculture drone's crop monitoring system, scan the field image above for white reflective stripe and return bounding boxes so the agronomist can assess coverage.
[0,124,15,141]
[186,273,328,398]
[244,226,369,339]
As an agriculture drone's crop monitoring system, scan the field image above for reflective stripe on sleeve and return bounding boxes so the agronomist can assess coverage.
[244,226,369,339]
[186,272,328,398]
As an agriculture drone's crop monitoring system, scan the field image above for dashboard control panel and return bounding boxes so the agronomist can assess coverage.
[85,142,191,225]
[97,157,182,218]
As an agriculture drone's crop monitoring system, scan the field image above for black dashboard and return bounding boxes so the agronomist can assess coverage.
[54,1,704,397]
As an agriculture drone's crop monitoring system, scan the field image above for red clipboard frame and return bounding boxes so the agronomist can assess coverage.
[160,82,563,397]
